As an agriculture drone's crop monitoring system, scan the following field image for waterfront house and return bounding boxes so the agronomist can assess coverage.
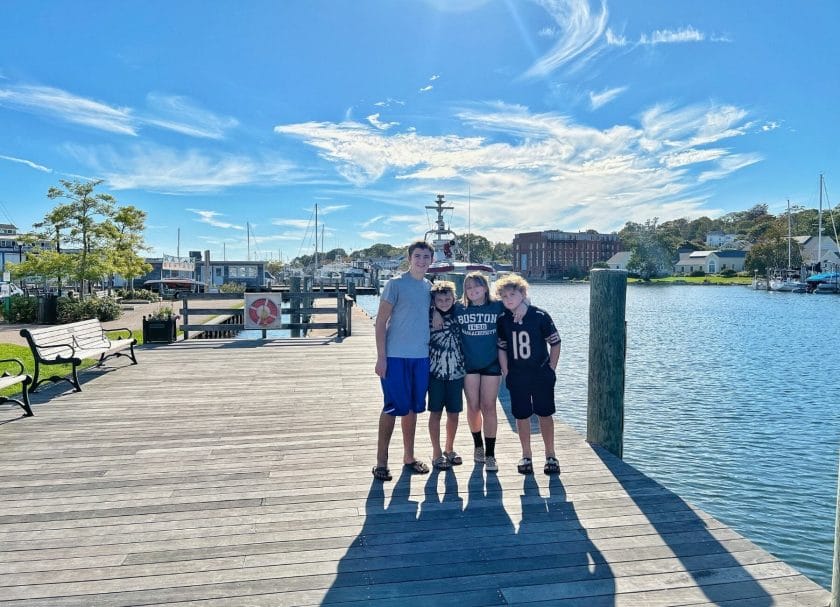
[793,235,839,267]
[605,251,632,271]
[674,249,747,274]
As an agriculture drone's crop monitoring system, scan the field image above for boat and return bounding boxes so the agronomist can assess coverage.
[423,194,494,294]
[806,271,840,294]
[768,200,807,292]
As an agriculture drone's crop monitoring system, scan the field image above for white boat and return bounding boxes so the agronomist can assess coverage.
[423,194,495,294]
[768,200,807,292]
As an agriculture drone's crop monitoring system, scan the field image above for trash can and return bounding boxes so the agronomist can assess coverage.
[37,294,58,324]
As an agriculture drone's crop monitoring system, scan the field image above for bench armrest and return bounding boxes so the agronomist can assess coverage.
[38,341,78,359]
[0,358,26,377]
[107,327,135,340]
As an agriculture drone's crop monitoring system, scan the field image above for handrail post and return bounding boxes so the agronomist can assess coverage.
[832,449,840,606]
[180,294,189,341]
[586,269,627,458]
[290,277,301,338]
[335,289,345,342]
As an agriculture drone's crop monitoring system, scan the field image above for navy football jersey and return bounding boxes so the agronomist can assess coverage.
[497,305,561,370]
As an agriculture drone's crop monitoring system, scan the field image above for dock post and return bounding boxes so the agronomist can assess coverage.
[336,289,345,343]
[290,277,301,338]
[832,449,840,606]
[586,269,627,459]
[180,294,189,341]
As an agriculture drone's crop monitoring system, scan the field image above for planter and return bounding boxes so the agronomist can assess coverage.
[142,316,178,343]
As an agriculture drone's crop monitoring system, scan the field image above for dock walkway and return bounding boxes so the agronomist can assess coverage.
[0,310,830,606]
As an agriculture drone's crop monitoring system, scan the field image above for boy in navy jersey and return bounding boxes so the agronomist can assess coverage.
[495,275,562,475]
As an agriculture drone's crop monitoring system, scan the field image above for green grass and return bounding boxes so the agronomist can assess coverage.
[630,275,754,286]
[0,330,144,398]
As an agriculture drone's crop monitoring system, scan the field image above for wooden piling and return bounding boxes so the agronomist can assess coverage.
[832,449,840,606]
[290,277,301,338]
[587,269,627,459]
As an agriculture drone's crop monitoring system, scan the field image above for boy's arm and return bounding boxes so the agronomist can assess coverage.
[496,316,509,375]
[548,342,561,371]
[374,299,394,378]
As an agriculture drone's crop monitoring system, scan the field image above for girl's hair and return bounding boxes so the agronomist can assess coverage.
[494,274,529,298]
[461,271,493,306]
[430,280,456,296]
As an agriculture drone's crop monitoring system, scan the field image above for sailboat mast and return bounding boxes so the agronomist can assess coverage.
[818,173,824,271]
[314,204,319,269]
[787,200,792,270]
[247,222,251,261]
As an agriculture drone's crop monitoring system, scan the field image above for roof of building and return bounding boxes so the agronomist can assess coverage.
[712,250,747,258]
[606,251,631,264]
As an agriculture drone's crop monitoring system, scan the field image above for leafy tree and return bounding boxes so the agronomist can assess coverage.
[492,241,512,261]
[47,179,117,297]
[625,218,676,280]
[103,205,152,293]
[458,233,493,262]
[744,224,802,274]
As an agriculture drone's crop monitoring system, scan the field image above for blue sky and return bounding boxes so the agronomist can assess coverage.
[1,0,838,262]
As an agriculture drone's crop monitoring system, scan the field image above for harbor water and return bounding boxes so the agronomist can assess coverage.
[358,283,840,589]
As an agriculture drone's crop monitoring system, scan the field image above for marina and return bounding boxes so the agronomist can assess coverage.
[0,301,833,605]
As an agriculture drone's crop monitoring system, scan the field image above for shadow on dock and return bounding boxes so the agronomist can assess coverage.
[321,463,615,605]
[594,447,774,606]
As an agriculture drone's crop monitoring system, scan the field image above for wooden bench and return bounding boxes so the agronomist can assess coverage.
[20,318,138,393]
[0,358,33,416]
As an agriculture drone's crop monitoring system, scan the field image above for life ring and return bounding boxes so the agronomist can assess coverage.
[248,298,279,326]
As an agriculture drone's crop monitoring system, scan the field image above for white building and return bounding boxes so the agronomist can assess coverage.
[674,250,747,274]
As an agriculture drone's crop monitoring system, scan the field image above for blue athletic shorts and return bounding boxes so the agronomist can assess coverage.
[381,357,430,416]
[506,366,556,419]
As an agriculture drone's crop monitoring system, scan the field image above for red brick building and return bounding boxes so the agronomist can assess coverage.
[512,230,621,278]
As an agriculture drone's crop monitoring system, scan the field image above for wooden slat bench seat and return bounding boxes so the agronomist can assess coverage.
[20,318,137,393]
[0,358,33,416]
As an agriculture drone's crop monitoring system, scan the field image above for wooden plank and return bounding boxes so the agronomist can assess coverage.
[0,307,829,606]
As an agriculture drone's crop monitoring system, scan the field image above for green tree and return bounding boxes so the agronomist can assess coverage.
[492,241,512,261]
[47,179,117,297]
[458,233,493,262]
[745,224,802,274]
[625,218,676,280]
[103,205,152,293]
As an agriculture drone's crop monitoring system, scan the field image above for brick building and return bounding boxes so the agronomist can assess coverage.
[512,230,621,278]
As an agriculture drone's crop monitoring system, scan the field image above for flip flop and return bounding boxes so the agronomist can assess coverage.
[517,457,533,475]
[433,455,452,470]
[404,460,430,474]
[372,466,392,481]
[544,456,560,475]
[444,451,463,465]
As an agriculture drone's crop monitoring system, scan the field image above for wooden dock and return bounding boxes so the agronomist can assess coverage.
[0,310,830,606]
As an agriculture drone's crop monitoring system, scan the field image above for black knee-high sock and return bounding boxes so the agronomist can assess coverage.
[485,437,496,458]
[472,431,483,448]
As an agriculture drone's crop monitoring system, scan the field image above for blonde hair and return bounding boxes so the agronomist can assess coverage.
[494,274,529,298]
[430,280,456,297]
[461,272,493,306]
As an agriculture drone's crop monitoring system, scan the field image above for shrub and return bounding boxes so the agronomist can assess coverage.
[6,295,38,323]
[689,270,706,277]
[220,282,245,293]
[56,296,122,323]
[719,268,737,277]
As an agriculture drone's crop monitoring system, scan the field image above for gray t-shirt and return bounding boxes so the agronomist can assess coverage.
[381,271,431,358]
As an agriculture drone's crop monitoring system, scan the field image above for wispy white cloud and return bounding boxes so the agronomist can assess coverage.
[143,93,239,139]
[0,154,52,173]
[762,121,781,132]
[0,84,137,135]
[360,230,390,240]
[274,99,761,234]
[0,83,238,139]
[538,26,558,38]
[66,144,298,192]
[524,0,608,78]
[605,28,627,46]
[362,215,385,228]
[315,204,350,214]
[589,86,628,110]
[367,113,400,130]
[187,209,245,230]
[271,218,311,229]
[640,26,704,45]
[429,74,440,81]
[373,98,406,108]
[419,85,433,92]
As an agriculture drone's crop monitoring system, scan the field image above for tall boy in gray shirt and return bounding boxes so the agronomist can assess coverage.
[372,241,433,481]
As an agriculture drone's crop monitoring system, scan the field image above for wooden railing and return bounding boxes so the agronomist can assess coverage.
[177,283,354,341]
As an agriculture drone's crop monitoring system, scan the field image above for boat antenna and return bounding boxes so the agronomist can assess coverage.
[467,185,471,262]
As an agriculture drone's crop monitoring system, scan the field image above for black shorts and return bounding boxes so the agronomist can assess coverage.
[427,376,464,413]
[466,361,501,376]
[506,366,556,419]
